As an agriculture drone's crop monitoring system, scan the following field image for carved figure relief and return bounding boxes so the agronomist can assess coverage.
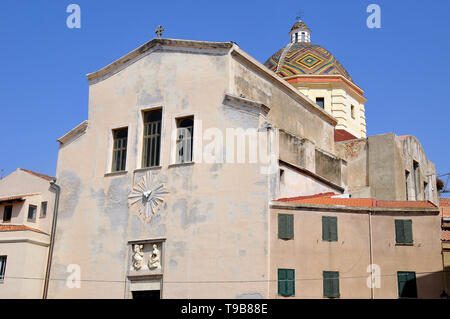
[148,244,161,270]
[132,244,144,270]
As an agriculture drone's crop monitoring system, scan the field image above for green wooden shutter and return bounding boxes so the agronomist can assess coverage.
[278,214,293,239]
[323,216,337,241]
[397,271,417,298]
[329,217,337,241]
[404,220,413,244]
[287,269,295,296]
[323,271,339,297]
[278,269,295,296]
[278,269,286,295]
[395,220,405,243]
[278,214,286,239]
[322,216,328,241]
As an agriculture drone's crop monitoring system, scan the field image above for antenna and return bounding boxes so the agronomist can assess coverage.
[296,10,304,22]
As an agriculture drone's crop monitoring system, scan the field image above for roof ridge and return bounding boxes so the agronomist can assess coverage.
[19,168,55,182]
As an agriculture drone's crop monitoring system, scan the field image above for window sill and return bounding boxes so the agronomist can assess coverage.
[27,219,36,223]
[104,171,128,177]
[168,162,195,168]
[395,243,414,246]
[134,166,162,173]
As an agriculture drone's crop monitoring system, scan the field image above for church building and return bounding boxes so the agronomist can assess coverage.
[13,20,442,298]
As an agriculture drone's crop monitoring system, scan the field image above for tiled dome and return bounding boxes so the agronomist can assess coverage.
[264,42,352,81]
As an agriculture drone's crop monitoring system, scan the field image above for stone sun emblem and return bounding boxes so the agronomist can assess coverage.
[128,172,169,221]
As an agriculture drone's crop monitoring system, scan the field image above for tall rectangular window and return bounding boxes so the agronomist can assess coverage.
[316,97,325,109]
[413,161,419,200]
[40,201,47,218]
[323,271,340,298]
[176,116,194,163]
[405,170,410,200]
[278,214,294,240]
[112,128,128,172]
[278,269,295,296]
[424,182,429,201]
[351,105,355,119]
[142,109,162,168]
[27,205,37,221]
[322,216,338,241]
[0,256,6,281]
[395,219,413,244]
[3,206,12,222]
[397,271,417,298]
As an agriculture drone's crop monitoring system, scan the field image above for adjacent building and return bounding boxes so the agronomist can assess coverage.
[0,168,57,298]
[440,198,450,295]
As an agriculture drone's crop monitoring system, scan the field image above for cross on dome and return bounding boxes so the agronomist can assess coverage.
[289,20,311,43]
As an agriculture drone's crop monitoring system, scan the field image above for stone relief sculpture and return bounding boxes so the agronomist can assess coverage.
[128,172,169,222]
[132,244,144,270]
[148,244,161,270]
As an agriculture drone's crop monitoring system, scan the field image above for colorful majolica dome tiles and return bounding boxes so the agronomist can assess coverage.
[264,42,353,82]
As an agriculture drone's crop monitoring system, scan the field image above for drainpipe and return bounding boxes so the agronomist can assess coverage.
[368,210,374,299]
[42,181,60,299]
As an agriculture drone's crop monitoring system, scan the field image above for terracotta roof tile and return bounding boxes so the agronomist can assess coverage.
[19,168,55,182]
[277,193,437,209]
[0,194,39,203]
[442,229,450,241]
[440,198,450,207]
[0,225,48,235]
[276,192,335,202]
[335,129,358,142]
[377,200,437,208]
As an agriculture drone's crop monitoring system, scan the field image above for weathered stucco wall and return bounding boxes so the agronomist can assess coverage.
[231,55,337,158]
[269,208,372,298]
[49,46,273,298]
[371,212,443,298]
[270,206,443,299]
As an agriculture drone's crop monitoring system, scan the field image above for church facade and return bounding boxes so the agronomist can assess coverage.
[37,21,444,298]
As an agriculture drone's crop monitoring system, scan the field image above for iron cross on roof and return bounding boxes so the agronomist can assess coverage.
[155,25,164,39]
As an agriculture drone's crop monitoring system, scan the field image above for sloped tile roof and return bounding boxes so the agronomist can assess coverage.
[276,193,437,209]
[442,229,450,241]
[19,168,55,182]
[0,224,48,235]
[334,129,358,142]
[0,194,39,203]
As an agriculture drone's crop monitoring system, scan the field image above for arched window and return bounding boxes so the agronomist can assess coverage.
[142,109,162,167]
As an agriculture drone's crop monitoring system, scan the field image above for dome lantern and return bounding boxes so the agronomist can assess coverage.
[289,20,311,43]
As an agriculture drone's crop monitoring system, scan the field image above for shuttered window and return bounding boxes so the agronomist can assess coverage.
[142,110,162,168]
[112,128,128,172]
[322,216,338,241]
[278,269,295,296]
[176,117,194,163]
[323,271,340,298]
[278,214,294,239]
[395,220,413,244]
[3,205,12,222]
[397,271,417,298]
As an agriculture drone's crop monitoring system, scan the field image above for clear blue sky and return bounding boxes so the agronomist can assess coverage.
[0,0,449,193]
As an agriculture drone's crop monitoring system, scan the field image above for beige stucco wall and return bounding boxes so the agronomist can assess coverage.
[371,212,443,298]
[270,206,443,299]
[0,231,50,298]
[269,208,372,299]
[293,81,366,138]
[48,41,349,299]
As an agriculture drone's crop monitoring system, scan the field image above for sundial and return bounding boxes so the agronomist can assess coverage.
[128,171,169,221]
